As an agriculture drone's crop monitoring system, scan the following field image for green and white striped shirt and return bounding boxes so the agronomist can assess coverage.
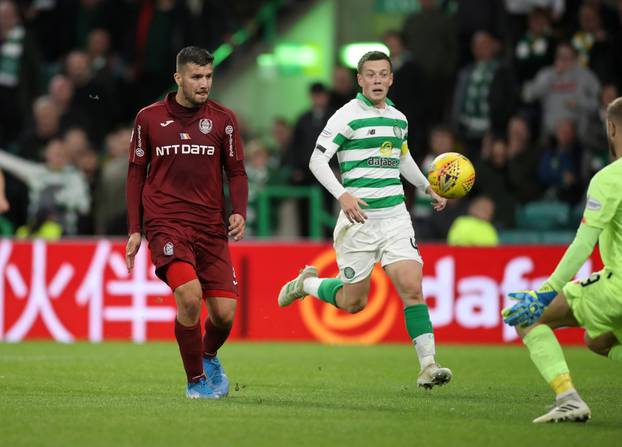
[315,93,412,218]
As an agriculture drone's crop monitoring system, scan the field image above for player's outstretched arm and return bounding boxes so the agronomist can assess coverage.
[400,150,446,211]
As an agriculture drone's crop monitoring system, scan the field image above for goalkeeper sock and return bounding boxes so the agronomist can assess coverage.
[523,325,574,396]
[608,344,622,362]
[404,304,435,370]
[304,278,343,307]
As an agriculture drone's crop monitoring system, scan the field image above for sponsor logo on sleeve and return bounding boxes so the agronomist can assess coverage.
[225,125,234,157]
[320,128,332,137]
[316,144,327,153]
[199,118,212,134]
[586,197,602,211]
[135,125,144,157]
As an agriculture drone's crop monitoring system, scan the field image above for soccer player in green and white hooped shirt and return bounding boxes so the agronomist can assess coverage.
[502,96,622,423]
[278,51,453,389]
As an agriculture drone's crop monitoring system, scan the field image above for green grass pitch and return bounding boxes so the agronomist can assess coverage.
[1,342,621,447]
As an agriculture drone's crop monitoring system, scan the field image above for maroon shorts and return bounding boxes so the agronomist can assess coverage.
[145,225,237,298]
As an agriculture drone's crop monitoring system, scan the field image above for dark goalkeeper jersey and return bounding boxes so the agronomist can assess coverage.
[126,93,248,236]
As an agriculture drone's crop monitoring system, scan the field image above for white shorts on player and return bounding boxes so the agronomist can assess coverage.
[334,211,422,284]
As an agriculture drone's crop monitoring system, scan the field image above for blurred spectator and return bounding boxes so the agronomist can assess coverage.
[538,118,583,197]
[422,126,459,170]
[452,31,517,156]
[402,0,457,126]
[523,42,600,140]
[48,74,81,132]
[288,82,335,237]
[63,127,92,163]
[270,116,293,170]
[245,139,271,236]
[16,95,61,161]
[64,50,120,144]
[506,115,543,202]
[414,126,459,222]
[86,28,121,84]
[129,0,192,109]
[447,195,498,246]
[94,127,130,235]
[329,65,356,110]
[538,119,583,203]
[580,83,618,177]
[185,0,235,52]
[455,0,506,66]
[0,139,90,237]
[514,7,557,87]
[571,2,619,84]
[473,137,517,228]
[0,0,40,145]
[383,30,427,158]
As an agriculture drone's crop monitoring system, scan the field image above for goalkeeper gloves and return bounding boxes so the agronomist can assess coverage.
[501,282,558,327]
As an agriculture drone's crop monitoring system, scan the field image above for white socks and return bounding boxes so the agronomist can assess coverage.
[414,333,436,370]
[303,277,323,297]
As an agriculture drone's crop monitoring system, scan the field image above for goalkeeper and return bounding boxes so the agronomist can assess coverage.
[502,96,622,424]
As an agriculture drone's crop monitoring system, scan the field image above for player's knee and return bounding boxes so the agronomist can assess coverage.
[175,290,202,323]
[584,333,611,356]
[210,305,236,328]
[400,285,424,306]
[340,295,366,314]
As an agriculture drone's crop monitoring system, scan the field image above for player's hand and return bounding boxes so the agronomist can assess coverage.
[338,192,368,224]
[426,186,447,212]
[125,232,142,273]
[228,213,245,241]
[501,282,557,327]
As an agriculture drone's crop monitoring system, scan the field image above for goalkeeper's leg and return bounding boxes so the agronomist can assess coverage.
[517,293,591,423]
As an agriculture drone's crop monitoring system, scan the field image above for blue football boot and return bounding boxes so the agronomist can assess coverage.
[203,356,230,397]
[186,375,220,400]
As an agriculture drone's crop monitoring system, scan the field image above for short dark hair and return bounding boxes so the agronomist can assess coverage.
[176,46,214,71]
[357,51,392,74]
[607,97,622,124]
[309,82,328,94]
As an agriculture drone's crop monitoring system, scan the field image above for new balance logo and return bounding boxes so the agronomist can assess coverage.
[367,129,376,135]
[160,120,174,127]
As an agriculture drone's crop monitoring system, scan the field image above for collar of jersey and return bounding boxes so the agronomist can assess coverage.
[356,92,394,108]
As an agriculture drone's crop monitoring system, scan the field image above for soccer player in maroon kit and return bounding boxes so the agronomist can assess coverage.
[125,46,248,399]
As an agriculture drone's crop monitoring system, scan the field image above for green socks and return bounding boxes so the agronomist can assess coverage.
[404,304,433,339]
[316,278,343,306]
[404,304,435,370]
[523,325,573,394]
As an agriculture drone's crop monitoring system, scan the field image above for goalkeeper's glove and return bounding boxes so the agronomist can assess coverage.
[501,282,557,327]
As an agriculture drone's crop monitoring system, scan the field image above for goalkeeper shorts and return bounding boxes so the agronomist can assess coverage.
[564,268,622,340]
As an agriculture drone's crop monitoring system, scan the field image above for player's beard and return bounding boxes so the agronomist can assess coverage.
[182,85,209,107]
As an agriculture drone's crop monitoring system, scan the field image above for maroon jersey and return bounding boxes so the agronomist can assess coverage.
[126,93,248,236]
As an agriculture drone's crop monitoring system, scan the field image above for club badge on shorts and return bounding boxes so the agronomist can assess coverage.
[199,118,212,134]
[163,242,174,256]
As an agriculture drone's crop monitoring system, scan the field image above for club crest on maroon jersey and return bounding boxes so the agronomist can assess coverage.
[225,125,233,135]
[199,118,212,134]
[163,242,174,256]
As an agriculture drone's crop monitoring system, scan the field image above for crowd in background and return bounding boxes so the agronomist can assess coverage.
[0,0,621,242]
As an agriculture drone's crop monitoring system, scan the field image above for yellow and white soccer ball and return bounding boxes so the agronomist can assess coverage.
[427,152,475,199]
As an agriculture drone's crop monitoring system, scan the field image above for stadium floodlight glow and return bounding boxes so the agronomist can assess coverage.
[274,44,318,67]
[340,43,390,69]
[257,53,277,68]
